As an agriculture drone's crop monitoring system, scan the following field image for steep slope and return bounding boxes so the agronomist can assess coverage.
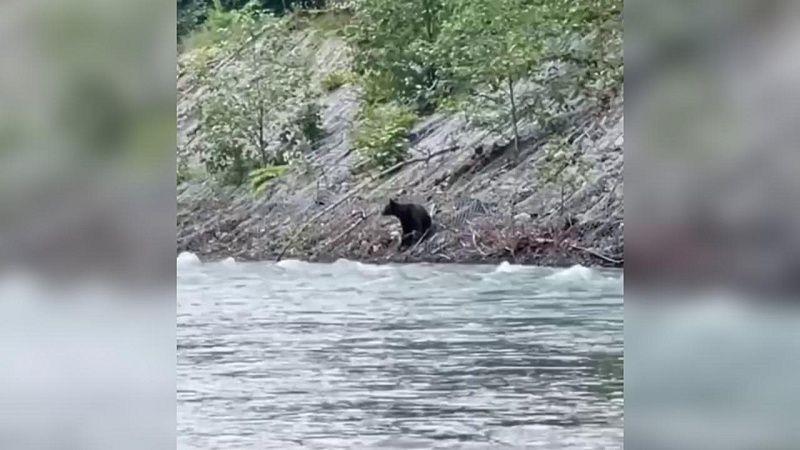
[177,23,623,267]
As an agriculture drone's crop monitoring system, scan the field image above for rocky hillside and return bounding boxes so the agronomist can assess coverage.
[177,18,623,267]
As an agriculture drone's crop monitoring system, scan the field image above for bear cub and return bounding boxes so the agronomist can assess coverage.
[381,199,432,250]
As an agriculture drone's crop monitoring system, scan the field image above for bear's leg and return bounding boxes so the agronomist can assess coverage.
[399,233,411,249]
[399,231,418,250]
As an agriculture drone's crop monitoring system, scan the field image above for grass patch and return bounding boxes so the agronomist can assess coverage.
[307,9,352,35]
[321,70,355,92]
[249,165,289,196]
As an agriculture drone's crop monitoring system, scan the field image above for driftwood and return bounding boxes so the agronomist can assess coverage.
[404,226,434,255]
[527,237,622,265]
[568,243,623,265]
[275,145,458,261]
[326,209,368,248]
[471,229,488,257]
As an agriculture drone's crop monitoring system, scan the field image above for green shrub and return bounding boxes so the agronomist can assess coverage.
[298,103,324,144]
[200,143,259,186]
[321,70,354,92]
[192,13,320,185]
[177,162,206,185]
[359,70,398,106]
[177,163,191,185]
[536,135,592,211]
[308,9,352,35]
[354,102,417,171]
[249,164,289,196]
[181,0,262,61]
[346,0,448,111]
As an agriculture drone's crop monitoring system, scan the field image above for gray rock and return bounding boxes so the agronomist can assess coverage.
[513,212,532,223]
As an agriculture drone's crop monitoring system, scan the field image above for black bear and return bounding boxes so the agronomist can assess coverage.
[381,199,432,250]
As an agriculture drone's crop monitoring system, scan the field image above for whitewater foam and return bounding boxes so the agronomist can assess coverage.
[334,258,392,274]
[494,261,529,273]
[276,259,308,270]
[221,257,237,267]
[177,252,201,266]
[544,264,596,283]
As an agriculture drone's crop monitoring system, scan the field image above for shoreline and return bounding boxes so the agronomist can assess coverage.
[178,244,622,269]
[181,253,622,269]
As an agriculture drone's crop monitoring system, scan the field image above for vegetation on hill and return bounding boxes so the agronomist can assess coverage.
[178,0,621,196]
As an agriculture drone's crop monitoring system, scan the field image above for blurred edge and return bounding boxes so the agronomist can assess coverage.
[0,0,177,287]
[626,1,800,449]
[1,0,800,449]
[0,0,176,449]
[626,0,800,297]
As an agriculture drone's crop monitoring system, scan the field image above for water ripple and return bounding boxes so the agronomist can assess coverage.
[178,258,623,449]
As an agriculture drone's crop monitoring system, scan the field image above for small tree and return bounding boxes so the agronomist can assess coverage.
[536,135,592,218]
[437,0,622,156]
[195,13,322,183]
[437,0,544,158]
[354,102,417,171]
[347,0,449,110]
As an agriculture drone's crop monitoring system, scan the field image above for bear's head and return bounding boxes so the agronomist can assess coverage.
[381,198,398,216]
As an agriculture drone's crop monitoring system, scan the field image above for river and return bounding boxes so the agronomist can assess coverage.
[177,255,623,449]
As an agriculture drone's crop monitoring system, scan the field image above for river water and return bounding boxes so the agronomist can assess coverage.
[177,255,623,449]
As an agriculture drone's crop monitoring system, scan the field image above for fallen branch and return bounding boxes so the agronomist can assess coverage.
[568,243,623,265]
[471,229,488,257]
[326,210,368,248]
[435,252,452,261]
[404,226,433,255]
[275,145,459,261]
[527,236,622,265]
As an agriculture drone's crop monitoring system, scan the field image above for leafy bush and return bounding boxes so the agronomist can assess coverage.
[347,0,448,111]
[305,8,352,35]
[321,70,355,92]
[359,70,399,106]
[177,160,202,185]
[178,0,208,40]
[181,1,263,72]
[249,164,289,196]
[192,14,322,184]
[298,102,324,144]
[354,102,417,171]
[536,135,592,213]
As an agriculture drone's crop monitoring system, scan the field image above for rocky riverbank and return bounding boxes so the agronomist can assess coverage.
[177,20,623,268]
[177,86,623,267]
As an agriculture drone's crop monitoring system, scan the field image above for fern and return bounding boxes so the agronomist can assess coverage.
[249,165,289,196]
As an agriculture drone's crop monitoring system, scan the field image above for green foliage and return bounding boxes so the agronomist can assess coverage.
[180,1,264,73]
[347,0,449,110]
[190,13,323,184]
[177,0,623,186]
[358,70,397,106]
[249,164,289,196]
[436,0,546,154]
[431,0,622,151]
[178,0,208,39]
[305,8,352,35]
[177,160,205,184]
[536,135,592,202]
[321,70,355,91]
[437,0,541,90]
[192,1,260,46]
[354,102,417,171]
[178,0,340,40]
[183,45,219,76]
[536,0,623,99]
[536,134,594,218]
[297,102,324,144]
